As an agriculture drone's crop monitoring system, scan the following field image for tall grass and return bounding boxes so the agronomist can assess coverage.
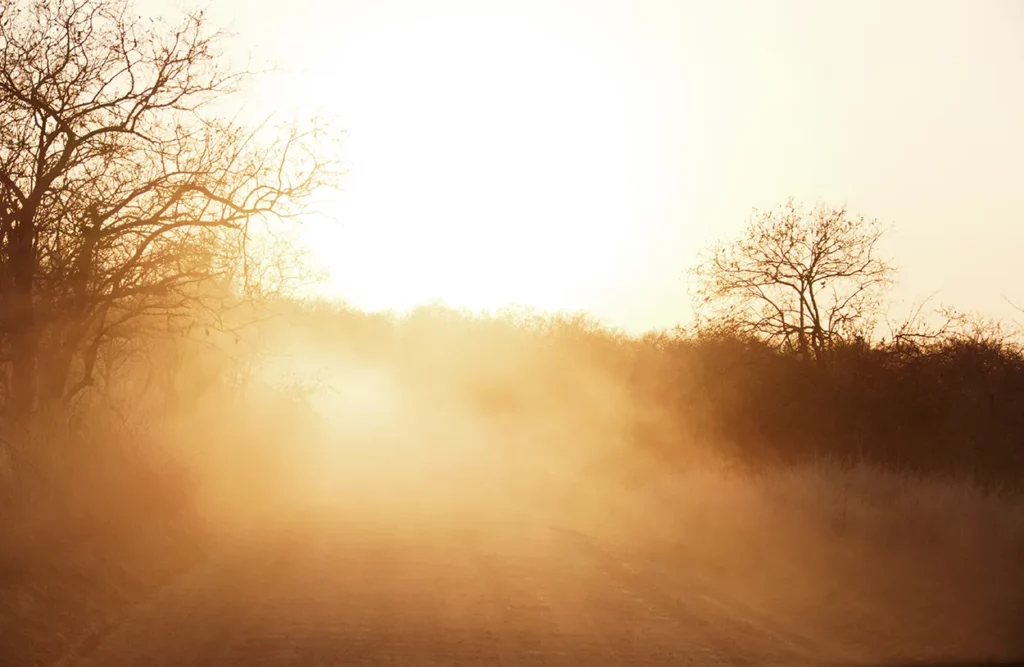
[570,459,1024,662]
[0,418,205,665]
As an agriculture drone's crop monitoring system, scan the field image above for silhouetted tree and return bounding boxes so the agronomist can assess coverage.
[0,0,333,423]
[692,200,893,364]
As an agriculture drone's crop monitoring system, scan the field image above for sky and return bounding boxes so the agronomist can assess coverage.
[167,0,1024,333]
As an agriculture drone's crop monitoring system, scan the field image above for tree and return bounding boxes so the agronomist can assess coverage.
[692,200,893,364]
[0,0,333,423]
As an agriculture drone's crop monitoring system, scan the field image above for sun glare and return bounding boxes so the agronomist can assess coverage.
[300,15,641,316]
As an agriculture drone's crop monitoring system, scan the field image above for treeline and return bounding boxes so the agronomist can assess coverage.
[1,0,1020,488]
[633,329,1024,482]
[289,300,1024,485]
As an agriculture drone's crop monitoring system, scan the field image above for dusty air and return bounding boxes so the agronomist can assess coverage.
[2,1,1023,666]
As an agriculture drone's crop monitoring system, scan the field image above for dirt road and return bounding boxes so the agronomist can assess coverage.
[57,504,863,667]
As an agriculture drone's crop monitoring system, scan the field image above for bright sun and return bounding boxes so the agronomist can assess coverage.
[298,15,642,316]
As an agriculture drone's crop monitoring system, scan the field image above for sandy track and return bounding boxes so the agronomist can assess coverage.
[63,511,846,667]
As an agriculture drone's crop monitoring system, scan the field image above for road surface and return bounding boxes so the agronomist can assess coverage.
[59,506,857,667]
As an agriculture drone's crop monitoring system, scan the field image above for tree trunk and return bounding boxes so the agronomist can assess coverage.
[798,303,808,360]
[9,303,38,424]
[8,217,38,425]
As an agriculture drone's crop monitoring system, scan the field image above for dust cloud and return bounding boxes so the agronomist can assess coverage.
[4,303,1023,665]
[173,304,1024,664]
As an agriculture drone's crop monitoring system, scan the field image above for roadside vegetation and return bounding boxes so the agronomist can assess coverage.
[2,0,1022,664]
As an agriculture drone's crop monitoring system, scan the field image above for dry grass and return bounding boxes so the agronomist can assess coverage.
[0,432,209,667]
[572,456,1024,663]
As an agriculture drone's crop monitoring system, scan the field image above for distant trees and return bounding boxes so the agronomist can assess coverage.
[692,200,893,363]
[270,302,1024,482]
[0,0,333,423]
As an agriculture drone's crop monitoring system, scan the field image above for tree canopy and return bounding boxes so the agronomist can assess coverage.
[692,200,894,363]
[0,0,334,422]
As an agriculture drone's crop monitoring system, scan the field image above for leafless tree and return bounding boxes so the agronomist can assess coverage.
[0,0,335,423]
[692,200,894,363]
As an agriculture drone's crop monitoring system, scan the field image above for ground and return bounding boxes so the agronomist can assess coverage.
[55,506,859,667]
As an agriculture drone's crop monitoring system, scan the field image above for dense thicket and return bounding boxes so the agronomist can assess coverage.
[292,302,1024,485]
[632,331,1024,481]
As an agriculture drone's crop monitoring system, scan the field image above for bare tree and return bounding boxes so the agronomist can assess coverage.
[0,0,334,423]
[692,200,894,363]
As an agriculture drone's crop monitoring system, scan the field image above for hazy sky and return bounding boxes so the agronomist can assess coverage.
[179,0,1023,333]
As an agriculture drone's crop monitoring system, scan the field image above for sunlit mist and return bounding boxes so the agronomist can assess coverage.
[298,15,646,317]
[4,1,1024,665]
[201,0,1024,331]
